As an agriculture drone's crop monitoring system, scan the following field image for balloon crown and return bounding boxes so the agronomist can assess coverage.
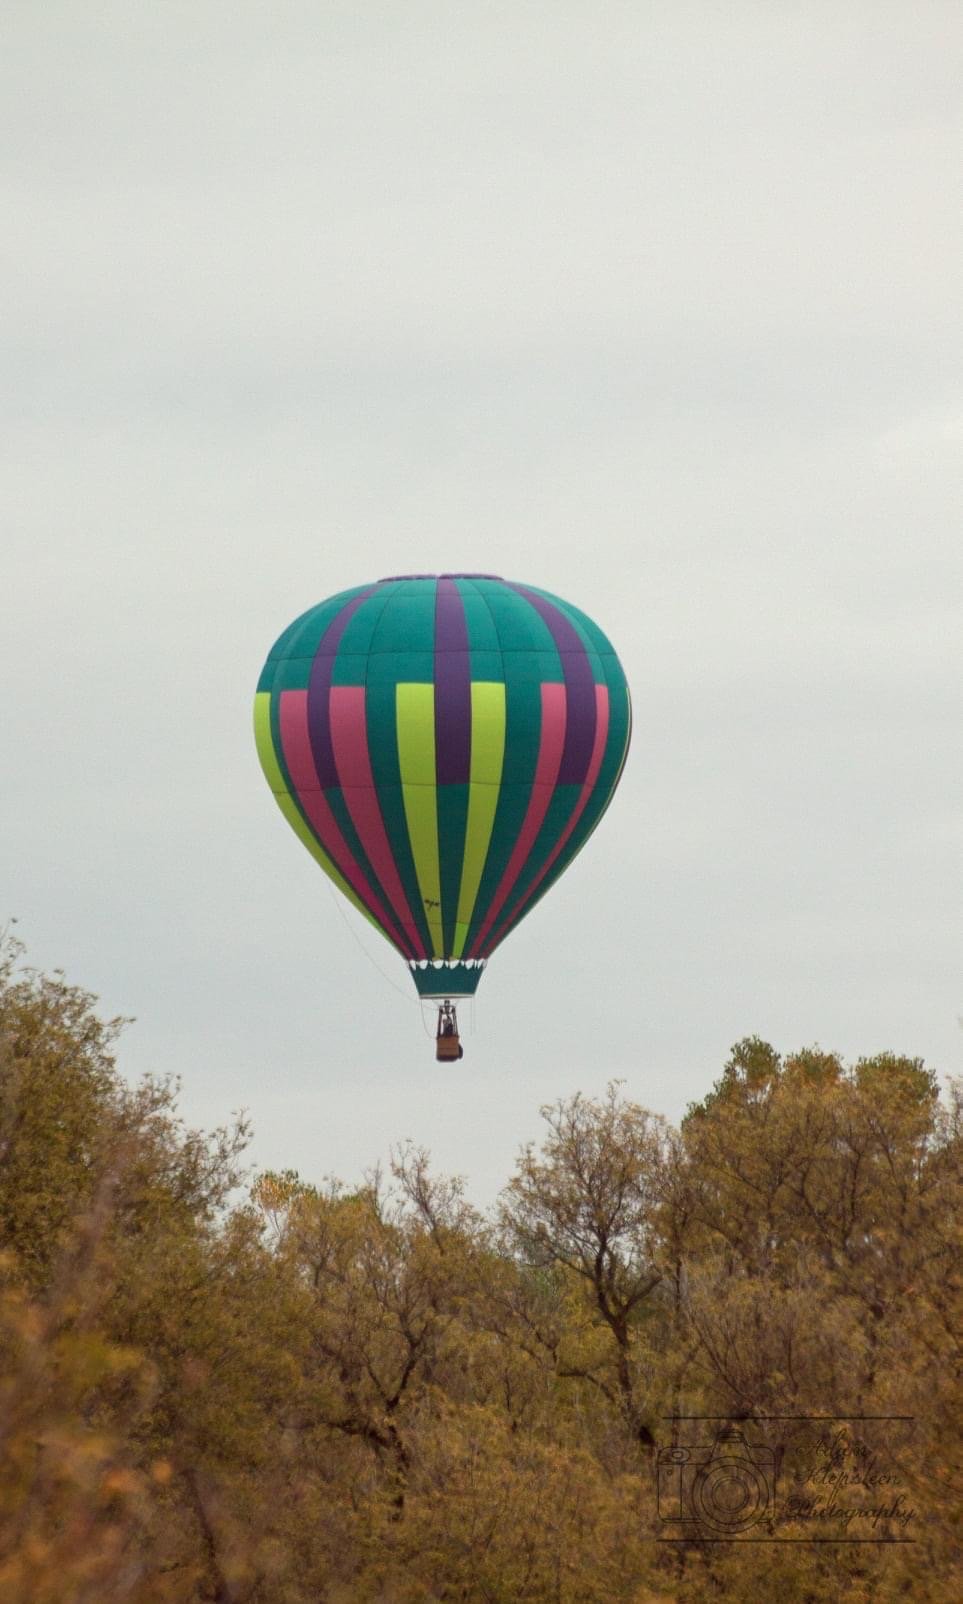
[379,573,503,581]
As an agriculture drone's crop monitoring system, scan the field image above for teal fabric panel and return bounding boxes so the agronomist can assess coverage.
[368,579,437,653]
[365,679,434,956]
[436,781,470,955]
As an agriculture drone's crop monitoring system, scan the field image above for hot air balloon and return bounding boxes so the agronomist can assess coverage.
[254,575,631,1059]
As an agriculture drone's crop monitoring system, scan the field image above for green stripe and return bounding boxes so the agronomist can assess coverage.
[453,682,505,956]
[258,585,375,693]
[266,584,370,663]
[488,683,632,950]
[456,578,502,658]
[396,682,443,955]
[522,583,618,660]
[486,596,611,933]
[317,781,401,943]
[370,578,437,655]
[253,689,287,793]
[460,582,562,954]
[522,586,606,684]
[331,584,402,685]
[271,586,420,949]
[288,591,426,938]
[468,578,558,651]
[478,589,627,949]
[366,680,434,955]
[252,692,385,940]
[437,783,469,955]
[256,577,630,969]
[496,782,581,935]
[266,656,316,694]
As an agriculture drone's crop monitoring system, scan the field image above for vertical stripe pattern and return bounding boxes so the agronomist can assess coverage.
[254,575,631,988]
[452,681,505,957]
[396,682,444,955]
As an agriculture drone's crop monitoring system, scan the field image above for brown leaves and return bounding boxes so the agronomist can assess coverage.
[1,939,961,1601]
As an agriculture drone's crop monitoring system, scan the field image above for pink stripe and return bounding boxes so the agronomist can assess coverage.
[469,682,567,955]
[279,691,415,957]
[329,686,427,958]
[480,684,610,958]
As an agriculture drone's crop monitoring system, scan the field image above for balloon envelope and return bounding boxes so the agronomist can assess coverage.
[254,575,631,997]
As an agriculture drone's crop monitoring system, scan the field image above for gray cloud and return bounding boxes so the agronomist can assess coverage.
[4,2,961,1202]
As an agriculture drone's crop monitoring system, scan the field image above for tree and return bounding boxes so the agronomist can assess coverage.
[2,932,960,1602]
[501,1084,669,1451]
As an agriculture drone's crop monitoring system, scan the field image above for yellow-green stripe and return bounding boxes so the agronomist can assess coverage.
[252,693,385,939]
[452,682,505,957]
[396,683,443,955]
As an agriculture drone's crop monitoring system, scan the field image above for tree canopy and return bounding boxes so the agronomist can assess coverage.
[1,935,959,1602]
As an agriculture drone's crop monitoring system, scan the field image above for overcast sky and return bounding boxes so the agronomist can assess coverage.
[4,2,961,1204]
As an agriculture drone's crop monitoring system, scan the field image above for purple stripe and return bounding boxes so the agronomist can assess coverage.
[434,578,472,784]
[307,588,379,787]
[513,586,597,785]
[380,572,502,581]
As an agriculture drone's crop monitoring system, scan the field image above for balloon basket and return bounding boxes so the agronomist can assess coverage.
[435,1001,464,1063]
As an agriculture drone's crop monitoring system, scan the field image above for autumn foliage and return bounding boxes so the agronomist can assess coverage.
[0,931,959,1602]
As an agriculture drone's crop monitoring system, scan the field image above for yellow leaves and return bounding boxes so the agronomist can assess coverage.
[251,1166,304,1208]
[99,1467,143,1500]
[251,1166,312,1237]
[52,1330,146,1396]
[389,1401,648,1603]
[3,939,962,1601]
